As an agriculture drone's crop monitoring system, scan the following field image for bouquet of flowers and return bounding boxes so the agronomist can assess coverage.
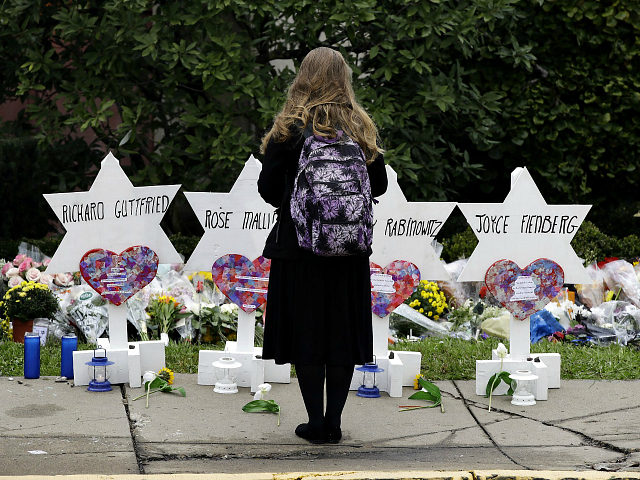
[1,254,77,295]
[191,303,238,343]
[406,280,449,321]
[145,294,190,339]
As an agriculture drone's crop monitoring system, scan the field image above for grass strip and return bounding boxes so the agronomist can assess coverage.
[1,338,638,380]
[391,337,640,380]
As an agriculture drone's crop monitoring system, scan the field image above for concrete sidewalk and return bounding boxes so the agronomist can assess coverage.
[1,375,639,477]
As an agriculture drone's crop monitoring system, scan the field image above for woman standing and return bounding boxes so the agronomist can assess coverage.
[258,47,387,444]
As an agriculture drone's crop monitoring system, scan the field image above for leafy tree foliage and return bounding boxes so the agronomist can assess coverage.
[0,0,638,239]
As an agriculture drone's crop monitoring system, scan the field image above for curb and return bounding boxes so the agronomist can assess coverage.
[2,471,640,480]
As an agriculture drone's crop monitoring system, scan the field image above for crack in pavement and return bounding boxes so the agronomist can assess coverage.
[124,377,637,471]
[138,444,505,463]
[454,381,636,471]
[452,380,535,470]
[364,423,482,444]
[552,405,640,425]
[472,401,632,454]
[461,397,640,443]
[120,384,145,474]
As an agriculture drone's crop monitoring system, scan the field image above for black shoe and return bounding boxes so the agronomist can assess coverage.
[325,426,342,444]
[295,423,325,444]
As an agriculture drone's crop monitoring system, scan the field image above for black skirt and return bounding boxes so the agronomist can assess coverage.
[262,255,373,366]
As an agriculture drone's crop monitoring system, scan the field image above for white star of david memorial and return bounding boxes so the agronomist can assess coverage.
[366,165,456,397]
[183,155,276,273]
[457,167,591,284]
[371,165,456,281]
[184,155,291,390]
[43,152,182,350]
[459,167,592,398]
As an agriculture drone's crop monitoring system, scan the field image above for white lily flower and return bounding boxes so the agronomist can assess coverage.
[253,383,272,400]
[496,343,508,359]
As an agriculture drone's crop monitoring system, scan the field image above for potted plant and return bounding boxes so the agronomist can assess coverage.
[0,280,60,343]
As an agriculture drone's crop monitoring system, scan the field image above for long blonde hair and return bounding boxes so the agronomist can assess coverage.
[260,47,383,164]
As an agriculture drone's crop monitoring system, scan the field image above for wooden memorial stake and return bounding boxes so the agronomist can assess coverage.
[372,313,391,360]
[106,303,128,350]
[235,309,256,353]
[509,314,531,361]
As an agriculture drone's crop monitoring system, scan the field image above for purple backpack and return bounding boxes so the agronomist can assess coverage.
[290,131,373,256]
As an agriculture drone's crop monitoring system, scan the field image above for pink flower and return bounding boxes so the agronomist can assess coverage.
[5,267,20,278]
[1,262,12,277]
[25,267,42,283]
[43,258,51,266]
[13,254,26,266]
[18,259,33,274]
[32,261,42,268]
[8,276,22,288]
[39,273,54,286]
[53,272,74,287]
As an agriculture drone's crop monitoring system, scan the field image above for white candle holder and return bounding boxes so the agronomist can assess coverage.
[212,356,242,394]
[509,369,538,406]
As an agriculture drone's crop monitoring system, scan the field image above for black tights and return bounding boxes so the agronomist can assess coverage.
[295,364,354,430]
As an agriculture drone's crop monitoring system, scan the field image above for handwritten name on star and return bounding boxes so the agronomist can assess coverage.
[203,208,277,231]
[61,195,172,224]
[382,217,443,238]
[472,214,579,235]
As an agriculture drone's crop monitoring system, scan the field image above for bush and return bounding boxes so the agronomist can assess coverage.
[570,221,614,266]
[2,1,638,239]
[570,221,640,265]
[168,234,201,263]
[0,135,101,240]
[441,227,478,263]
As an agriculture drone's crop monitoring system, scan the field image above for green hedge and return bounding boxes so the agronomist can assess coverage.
[1,0,639,239]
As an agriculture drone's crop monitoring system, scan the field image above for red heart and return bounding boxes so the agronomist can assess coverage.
[79,246,159,306]
[370,260,421,318]
[212,254,271,313]
[484,258,565,320]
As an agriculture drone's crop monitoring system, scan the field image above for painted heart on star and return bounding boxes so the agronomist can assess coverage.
[212,254,271,313]
[370,260,421,318]
[484,258,565,320]
[80,246,159,306]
